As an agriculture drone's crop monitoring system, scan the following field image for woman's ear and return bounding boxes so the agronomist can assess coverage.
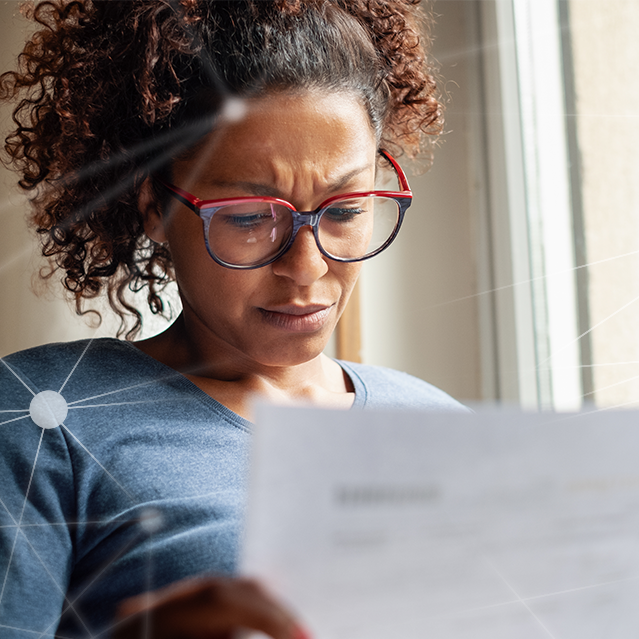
[139,177,168,244]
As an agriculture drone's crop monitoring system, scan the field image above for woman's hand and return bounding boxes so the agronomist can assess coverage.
[113,576,310,639]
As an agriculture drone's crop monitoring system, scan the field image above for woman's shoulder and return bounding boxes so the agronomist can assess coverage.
[4,336,134,367]
[338,360,469,412]
[0,337,169,404]
[0,337,252,432]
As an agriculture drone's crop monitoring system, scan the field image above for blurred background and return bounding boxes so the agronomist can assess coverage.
[2,0,638,411]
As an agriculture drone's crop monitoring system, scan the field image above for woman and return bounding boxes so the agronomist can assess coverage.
[0,1,463,637]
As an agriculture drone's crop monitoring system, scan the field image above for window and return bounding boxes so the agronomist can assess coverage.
[475,0,639,410]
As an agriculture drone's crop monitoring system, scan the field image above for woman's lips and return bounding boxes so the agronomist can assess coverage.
[258,304,334,332]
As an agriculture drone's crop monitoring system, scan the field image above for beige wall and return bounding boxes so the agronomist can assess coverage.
[0,3,100,357]
[569,0,639,407]
[361,1,481,401]
[0,2,177,356]
[0,1,483,403]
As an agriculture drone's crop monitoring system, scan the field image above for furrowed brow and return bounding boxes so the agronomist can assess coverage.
[208,164,372,198]
[208,181,280,197]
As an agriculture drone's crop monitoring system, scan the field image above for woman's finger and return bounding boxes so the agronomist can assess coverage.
[114,576,310,639]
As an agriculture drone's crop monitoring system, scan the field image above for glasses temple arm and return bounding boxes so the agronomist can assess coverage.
[379,149,412,193]
[157,179,201,214]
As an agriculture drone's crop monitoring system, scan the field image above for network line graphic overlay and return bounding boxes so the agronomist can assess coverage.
[0,337,252,637]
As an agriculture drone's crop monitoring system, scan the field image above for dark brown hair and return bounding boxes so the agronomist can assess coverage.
[0,0,443,338]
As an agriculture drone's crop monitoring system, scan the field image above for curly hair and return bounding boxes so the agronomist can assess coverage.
[0,0,443,338]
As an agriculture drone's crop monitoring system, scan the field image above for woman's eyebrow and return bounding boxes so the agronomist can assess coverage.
[325,164,372,194]
[206,165,372,198]
[208,180,281,197]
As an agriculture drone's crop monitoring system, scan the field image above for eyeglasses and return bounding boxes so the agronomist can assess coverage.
[158,149,412,269]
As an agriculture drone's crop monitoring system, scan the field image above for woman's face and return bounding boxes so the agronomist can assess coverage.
[149,91,377,369]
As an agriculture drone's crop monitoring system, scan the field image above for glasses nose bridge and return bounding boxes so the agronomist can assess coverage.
[290,209,322,239]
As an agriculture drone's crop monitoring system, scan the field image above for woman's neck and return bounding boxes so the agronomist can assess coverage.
[134,314,354,420]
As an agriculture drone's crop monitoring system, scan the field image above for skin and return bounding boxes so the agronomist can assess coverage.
[114,577,307,639]
[136,90,377,420]
[126,90,378,636]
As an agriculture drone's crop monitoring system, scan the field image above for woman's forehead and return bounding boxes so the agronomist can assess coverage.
[171,91,377,192]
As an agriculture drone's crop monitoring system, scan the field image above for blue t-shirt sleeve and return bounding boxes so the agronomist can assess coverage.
[1,339,251,636]
[0,360,74,637]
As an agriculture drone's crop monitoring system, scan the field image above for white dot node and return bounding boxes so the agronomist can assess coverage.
[220,97,247,123]
[29,391,68,429]
[139,508,164,534]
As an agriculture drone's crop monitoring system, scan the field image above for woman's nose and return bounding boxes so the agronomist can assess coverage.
[270,225,328,285]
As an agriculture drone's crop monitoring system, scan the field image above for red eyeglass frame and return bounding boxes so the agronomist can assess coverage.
[157,149,413,269]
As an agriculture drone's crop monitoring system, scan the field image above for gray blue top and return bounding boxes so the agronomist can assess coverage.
[0,338,464,637]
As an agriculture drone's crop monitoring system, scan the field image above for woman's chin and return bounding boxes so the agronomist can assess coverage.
[247,333,334,369]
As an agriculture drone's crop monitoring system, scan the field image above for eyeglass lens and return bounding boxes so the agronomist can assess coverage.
[205,196,400,267]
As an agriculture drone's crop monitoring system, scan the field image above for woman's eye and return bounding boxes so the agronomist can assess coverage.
[223,211,275,229]
[324,207,365,222]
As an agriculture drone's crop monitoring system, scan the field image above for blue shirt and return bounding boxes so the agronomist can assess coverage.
[0,338,464,637]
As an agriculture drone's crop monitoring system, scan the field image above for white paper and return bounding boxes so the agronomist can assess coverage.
[241,406,639,639]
